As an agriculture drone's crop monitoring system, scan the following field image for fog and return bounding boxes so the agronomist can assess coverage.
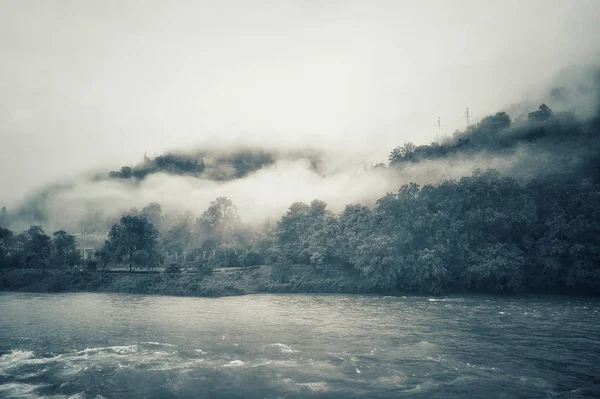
[1,1,600,229]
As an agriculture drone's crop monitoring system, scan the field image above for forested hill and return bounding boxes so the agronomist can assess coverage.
[388,68,600,182]
[2,77,600,295]
[389,105,600,181]
[106,148,325,182]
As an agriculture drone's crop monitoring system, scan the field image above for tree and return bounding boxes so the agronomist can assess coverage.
[51,230,81,269]
[104,215,160,272]
[0,227,13,268]
[389,142,416,164]
[528,104,553,121]
[0,206,7,228]
[94,248,112,270]
[275,202,311,263]
[193,197,240,259]
[18,225,51,272]
[161,211,193,260]
[197,197,239,236]
[141,202,162,229]
[274,200,341,268]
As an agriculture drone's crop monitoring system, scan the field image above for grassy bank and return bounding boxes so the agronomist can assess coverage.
[0,265,371,297]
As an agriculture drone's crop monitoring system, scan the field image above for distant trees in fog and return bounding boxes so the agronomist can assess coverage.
[0,225,81,272]
[1,102,599,295]
[1,166,599,294]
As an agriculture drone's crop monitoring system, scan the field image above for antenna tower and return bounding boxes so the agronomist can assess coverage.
[434,116,442,143]
[463,107,471,127]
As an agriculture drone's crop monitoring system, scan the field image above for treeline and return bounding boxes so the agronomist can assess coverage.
[2,168,599,294]
[109,155,206,180]
[273,169,599,294]
[106,148,324,182]
[388,104,600,183]
[0,226,82,272]
[2,100,600,295]
[0,198,272,274]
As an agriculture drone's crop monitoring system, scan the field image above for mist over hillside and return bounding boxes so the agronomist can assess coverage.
[1,65,599,234]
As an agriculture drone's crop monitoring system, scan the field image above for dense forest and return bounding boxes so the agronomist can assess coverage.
[1,91,600,295]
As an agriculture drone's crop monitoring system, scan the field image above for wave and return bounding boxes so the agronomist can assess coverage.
[0,350,61,376]
[0,382,48,397]
[76,345,139,356]
[268,343,299,353]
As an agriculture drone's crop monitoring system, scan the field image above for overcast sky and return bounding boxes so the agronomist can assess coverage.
[1,0,599,206]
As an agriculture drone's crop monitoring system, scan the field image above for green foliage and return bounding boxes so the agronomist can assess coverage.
[389,142,416,164]
[103,215,161,271]
[0,227,13,268]
[0,206,7,228]
[165,264,181,274]
[3,102,600,295]
[270,166,600,294]
[274,200,341,266]
[51,230,81,269]
[18,226,52,272]
[109,154,205,180]
[528,104,553,121]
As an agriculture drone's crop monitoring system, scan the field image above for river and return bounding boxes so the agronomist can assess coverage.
[0,293,599,398]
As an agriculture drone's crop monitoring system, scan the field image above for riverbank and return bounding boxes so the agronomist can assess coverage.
[2,265,597,297]
[0,265,370,297]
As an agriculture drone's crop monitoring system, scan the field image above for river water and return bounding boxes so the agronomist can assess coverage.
[0,293,599,398]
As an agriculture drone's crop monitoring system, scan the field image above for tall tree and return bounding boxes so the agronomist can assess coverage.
[104,215,160,272]
[194,197,240,255]
[0,206,7,228]
[18,225,51,272]
[0,227,13,268]
[141,202,162,230]
[51,230,81,269]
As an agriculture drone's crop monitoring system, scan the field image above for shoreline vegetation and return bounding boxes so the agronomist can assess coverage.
[2,99,600,297]
[0,265,372,297]
[0,264,596,298]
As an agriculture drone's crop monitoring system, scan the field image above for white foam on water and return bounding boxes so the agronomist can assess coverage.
[15,368,49,380]
[296,381,331,392]
[0,350,61,376]
[76,345,138,356]
[0,350,35,374]
[143,342,176,347]
[250,360,274,367]
[269,343,299,353]
[415,341,437,349]
[0,382,49,398]
[404,379,440,393]
[253,360,297,368]
[147,357,206,371]
[376,374,406,386]
[224,360,245,367]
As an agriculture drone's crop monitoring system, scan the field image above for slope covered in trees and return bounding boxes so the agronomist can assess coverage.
[388,102,600,182]
[2,71,600,296]
[2,165,599,295]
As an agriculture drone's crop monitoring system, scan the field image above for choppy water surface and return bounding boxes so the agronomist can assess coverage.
[0,293,599,398]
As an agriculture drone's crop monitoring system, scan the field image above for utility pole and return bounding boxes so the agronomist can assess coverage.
[434,117,442,143]
[463,107,471,127]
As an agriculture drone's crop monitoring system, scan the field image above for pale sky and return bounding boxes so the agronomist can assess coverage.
[1,0,599,206]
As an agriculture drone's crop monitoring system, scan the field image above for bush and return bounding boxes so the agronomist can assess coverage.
[165,264,182,274]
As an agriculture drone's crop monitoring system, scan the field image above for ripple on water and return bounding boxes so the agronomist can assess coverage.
[1,293,599,398]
